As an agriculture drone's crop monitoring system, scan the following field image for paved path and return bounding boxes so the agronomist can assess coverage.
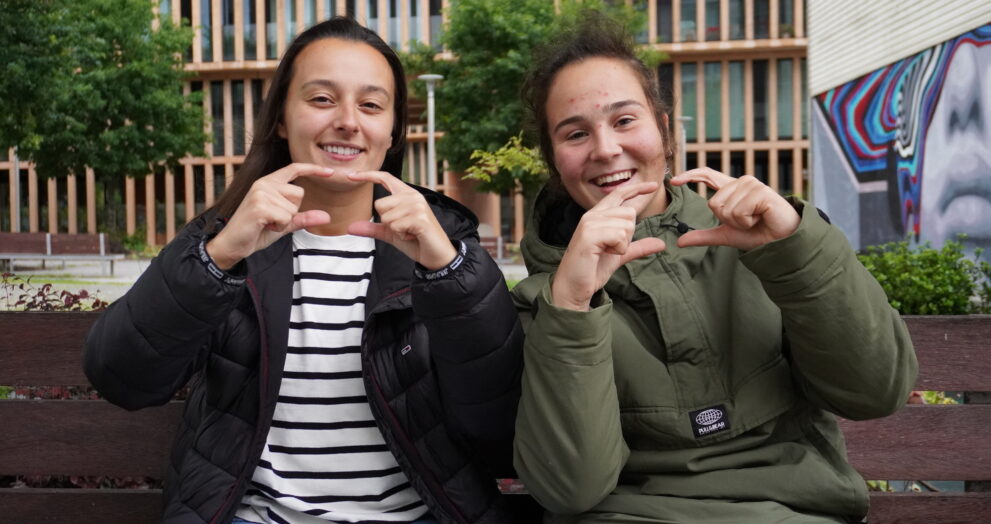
[5,257,529,305]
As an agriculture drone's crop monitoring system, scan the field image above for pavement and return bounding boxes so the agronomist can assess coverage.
[4,257,530,305]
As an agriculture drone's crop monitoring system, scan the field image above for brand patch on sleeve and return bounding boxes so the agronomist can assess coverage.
[690,405,730,439]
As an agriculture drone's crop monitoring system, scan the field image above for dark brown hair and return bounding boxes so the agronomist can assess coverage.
[521,10,674,187]
[210,16,408,220]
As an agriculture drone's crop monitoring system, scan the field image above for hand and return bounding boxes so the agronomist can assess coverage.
[670,167,800,251]
[552,182,666,311]
[206,163,334,269]
[345,171,457,270]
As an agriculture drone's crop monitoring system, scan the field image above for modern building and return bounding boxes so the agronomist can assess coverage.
[808,0,990,256]
[1,0,810,249]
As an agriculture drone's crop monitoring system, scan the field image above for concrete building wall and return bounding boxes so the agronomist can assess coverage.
[807,0,991,95]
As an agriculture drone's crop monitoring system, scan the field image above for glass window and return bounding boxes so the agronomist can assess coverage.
[779,0,795,37]
[729,0,744,39]
[730,151,745,177]
[754,150,769,184]
[705,0,720,41]
[753,0,769,39]
[778,150,793,194]
[753,60,768,141]
[323,0,338,18]
[233,80,245,156]
[200,0,212,61]
[251,79,265,128]
[285,0,297,45]
[388,0,399,48]
[211,82,225,156]
[429,0,443,51]
[729,61,744,140]
[193,165,206,214]
[160,0,171,16]
[222,0,234,61]
[367,0,378,33]
[266,0,278,59]
[685,152,699,171]
[305,0,316,27]
[634,0,648,44]
[681,63,697,142]
[181,0,192,60]
[659,63,674,108]
[777,59,793,139]
[347,0,356,18]
[680,0,697,42]
[245,0,256,60]
[704,62,721,141]
[657,0,672,43]
[409,0,421,44]
[801,58,808,138]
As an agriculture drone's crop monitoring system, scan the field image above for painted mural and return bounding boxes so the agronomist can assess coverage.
[811,23,991,257]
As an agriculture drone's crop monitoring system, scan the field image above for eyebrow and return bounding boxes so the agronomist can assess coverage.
[552,99,646,133]
[300,79,392,99]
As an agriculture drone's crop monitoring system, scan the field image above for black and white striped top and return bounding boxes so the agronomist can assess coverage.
[236,229,426,524]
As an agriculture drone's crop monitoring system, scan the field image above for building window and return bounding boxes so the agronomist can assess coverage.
[778,149,793,194]
[704,0,720,41]
[200,0,212,61]
[681,0,697,42]
[180,0,192,60]
[729,61,744,141]
[409,0,421,44]
[657,0,672,43]
[753,59,769,141]
[367,0,378,34]
[285,0,297,45]
[305,0,316,27]
[245,0,256,60]
[704,62,721,141]
[801,58,808,138]
[429,0,443,50]
[233,80,245,156]
[754,150,769,184]
[753,0,769,39]
[777,59,793,140]
[730,151,745,177]
[634,0,649,44]
[659,63,674,108]
[324,0,338,19]
[779,0,795,37]
[251,78,265,126]
[681,63,697,142]
[388,0,399,47]
[222,0,234,61]
[729,0,744,40]
[267,0,278,59]
[160,0,171,16]
[211,82,225,156]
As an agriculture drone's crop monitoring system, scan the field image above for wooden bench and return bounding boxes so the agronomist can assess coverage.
[479,235,507,261]
[0,313,988,523]
[0,232,124,276]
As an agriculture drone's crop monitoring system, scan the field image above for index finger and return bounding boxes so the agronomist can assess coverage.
[269,163,335,183]
[669,167,734,191]
[347,170,412,195]
[594,181,659,210]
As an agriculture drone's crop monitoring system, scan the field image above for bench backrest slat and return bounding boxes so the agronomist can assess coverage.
[0,490,163,524]
[0,232,49,254]
[49,234,106,255]
[0,312,99,386]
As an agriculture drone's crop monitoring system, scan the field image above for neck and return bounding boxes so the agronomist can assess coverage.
[297,180,375,236]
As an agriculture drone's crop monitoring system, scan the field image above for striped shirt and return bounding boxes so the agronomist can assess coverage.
[237,229,426,524]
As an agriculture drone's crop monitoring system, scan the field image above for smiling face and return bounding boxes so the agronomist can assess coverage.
[546,57,669,217]
[278,37,395,185]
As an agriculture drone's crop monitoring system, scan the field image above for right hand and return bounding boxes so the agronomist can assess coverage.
[206,163,334,269]
[551,182,666,311]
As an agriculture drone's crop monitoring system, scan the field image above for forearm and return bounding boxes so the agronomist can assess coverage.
[513,282,628,514]
[742,200,918,419]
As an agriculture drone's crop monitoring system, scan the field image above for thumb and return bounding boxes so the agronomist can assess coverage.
[618,237,666,266]
[677,225,734,248]
[286,210,331,233]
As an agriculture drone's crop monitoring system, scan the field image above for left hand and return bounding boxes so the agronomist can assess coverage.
[345,171,458,270]
[670,167,800,251]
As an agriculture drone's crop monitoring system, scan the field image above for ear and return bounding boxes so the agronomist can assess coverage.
[277,120,287,139]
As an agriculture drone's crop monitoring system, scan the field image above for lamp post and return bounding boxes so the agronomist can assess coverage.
[418,74,443,190]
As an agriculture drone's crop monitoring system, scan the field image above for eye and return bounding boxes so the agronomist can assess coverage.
[361,101,385,111]
[565,129,588,141]
[616,116,636,127]
[310,95,334,105]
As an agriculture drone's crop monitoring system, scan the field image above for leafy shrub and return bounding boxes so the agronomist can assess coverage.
[858,238,990,315]
[1,272,108,311]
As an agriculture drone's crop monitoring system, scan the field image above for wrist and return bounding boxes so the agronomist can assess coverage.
[414,239,466,281]
[205,236,241,270]
[550,279,592,312]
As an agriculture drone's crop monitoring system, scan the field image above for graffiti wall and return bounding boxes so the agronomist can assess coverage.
[811,23,991,256]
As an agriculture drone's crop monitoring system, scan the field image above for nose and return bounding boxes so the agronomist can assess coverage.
[333,103,359,135]
[590,127,621,161]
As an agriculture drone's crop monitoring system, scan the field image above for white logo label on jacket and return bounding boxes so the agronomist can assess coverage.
[690,405,730,438]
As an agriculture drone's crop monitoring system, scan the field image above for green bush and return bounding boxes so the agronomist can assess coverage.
[858,238,990,315]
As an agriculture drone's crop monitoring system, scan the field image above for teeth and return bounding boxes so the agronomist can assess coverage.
[322,145,360,155]
[593,170,633,186]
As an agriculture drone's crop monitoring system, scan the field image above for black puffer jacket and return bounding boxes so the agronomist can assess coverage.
[84,185,531,523]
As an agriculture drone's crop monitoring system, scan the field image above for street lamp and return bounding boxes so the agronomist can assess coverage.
[418,74,443,190]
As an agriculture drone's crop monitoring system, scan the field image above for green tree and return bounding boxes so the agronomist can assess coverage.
[0,0,206,182]
[402,0,655,195]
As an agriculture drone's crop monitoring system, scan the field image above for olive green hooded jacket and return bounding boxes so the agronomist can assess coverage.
[511,182,917,523]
